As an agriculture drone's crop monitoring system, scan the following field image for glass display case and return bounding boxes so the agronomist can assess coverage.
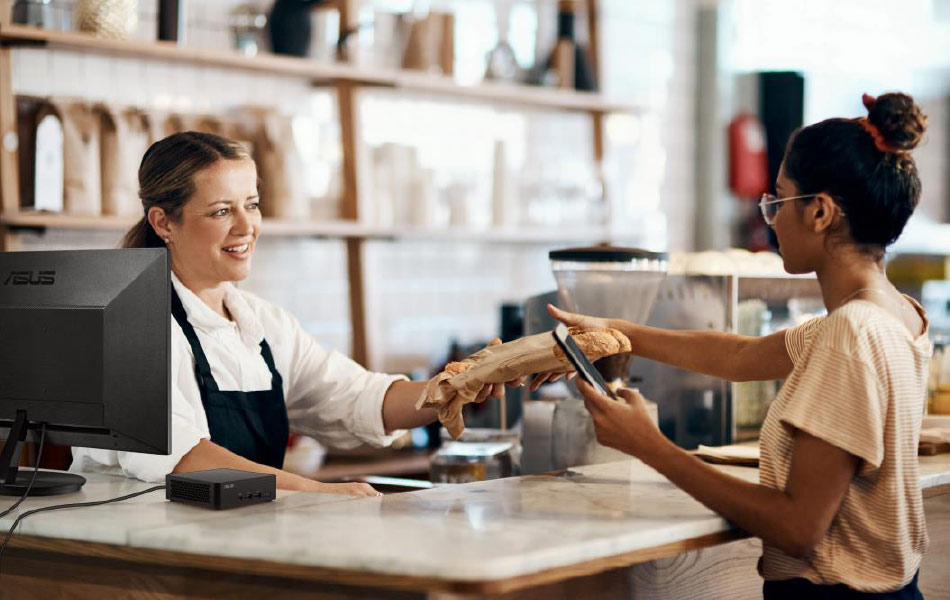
[631,274,824,448]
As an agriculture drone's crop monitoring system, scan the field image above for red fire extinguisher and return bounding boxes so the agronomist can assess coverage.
[728,113,769,199]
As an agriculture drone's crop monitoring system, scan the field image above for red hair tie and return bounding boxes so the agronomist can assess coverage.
[858,118,892,153]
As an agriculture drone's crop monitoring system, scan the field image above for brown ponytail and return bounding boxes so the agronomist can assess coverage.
[120,131,252,248]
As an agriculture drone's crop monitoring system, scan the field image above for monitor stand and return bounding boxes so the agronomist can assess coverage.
[0,410,85,497]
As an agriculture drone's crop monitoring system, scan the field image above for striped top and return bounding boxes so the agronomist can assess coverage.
[758,297,932,592]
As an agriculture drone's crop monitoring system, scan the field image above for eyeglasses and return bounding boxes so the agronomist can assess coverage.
[758,193,817,226]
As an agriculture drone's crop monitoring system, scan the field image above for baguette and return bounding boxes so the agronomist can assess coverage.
[417,327,631,438]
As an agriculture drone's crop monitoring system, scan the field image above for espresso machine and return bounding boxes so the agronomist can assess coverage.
[521,246,669,474]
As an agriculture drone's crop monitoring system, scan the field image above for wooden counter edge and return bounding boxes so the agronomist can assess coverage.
[923,483,950,499]
[6,528,748,595]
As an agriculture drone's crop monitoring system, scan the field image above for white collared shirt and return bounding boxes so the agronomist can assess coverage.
[70,273,407,483]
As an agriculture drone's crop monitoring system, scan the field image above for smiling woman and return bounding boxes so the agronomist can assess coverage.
[69,132,511,497]
[149,158,262,315]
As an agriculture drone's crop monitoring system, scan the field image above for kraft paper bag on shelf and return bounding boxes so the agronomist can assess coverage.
[401,14,437,72]
[223,112,257,157]
[249,108,307,220]
[97,104,150,216]
[161,113,219,137]
[401,12,454,74]
[192,115,229,136]
[163,113,190,136]
[48,99,101,216]
[146,111,234,145]
[417,327,631,438]
[145,110,173,143]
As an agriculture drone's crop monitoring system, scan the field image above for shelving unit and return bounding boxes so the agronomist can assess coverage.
[0,212,623,244]
[0,24,634,114]
[0,0,627,367]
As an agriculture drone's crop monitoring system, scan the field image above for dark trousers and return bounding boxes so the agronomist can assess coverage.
[764,571,923,600]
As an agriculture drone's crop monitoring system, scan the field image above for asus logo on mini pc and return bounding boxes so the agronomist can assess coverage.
[2,270,56,286]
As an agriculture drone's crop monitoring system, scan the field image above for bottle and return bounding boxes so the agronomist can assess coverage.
[484,0,521,82]
[157,0,186,43]
[535,0,596,91]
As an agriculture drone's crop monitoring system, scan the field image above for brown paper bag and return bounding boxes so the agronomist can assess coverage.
[48,99,101,216]
[192,115,228,136]
[97,104,149,216]
[163,113,191,136]
[160,112,224,137]
[418,328,631,438]
[224,113,257,158]
[401,12,454,74]
[145,110,172,144]
[248,108,306,219]
[145,110,238,149]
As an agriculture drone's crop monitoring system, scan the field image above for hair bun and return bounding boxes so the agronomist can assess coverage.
[864,92,927,152]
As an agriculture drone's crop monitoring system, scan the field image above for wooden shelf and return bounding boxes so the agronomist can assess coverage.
[1,212,616,245]
[0,24,637,114]
[1,212,138,231]
[358,223,616,244]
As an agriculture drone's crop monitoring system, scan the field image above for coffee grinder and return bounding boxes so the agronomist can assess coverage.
[521,246,668,473]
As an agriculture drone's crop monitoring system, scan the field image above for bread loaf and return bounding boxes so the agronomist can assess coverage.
[417,327,631,438]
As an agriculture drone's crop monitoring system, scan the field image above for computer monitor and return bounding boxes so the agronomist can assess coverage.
[0,248,170,496]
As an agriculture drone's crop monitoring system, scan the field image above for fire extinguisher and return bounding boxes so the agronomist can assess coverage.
[728,113,769,199]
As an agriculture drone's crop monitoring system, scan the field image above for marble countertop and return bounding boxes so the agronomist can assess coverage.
[3,455,949,582]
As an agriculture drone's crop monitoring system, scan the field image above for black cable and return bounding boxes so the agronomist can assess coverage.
[0,423,47,521]
[0,484,166,573]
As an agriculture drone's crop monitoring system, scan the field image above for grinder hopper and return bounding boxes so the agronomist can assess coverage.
[550,246,668,386]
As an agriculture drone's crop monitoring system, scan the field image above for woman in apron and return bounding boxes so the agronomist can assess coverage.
[543,92,930,597]
[71,131,509,496]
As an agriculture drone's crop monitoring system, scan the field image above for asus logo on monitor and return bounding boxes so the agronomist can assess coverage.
[2,270,56,286]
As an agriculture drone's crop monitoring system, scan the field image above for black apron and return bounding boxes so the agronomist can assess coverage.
[171,289,289,469]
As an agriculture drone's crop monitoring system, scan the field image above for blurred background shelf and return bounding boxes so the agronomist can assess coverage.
[0,1,623,368]
[1,212,616,244]
[0,24,635,114]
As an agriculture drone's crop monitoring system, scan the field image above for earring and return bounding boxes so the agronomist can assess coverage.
[163,237,170,245]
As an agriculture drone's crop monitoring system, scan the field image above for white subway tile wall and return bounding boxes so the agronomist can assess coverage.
[15,230,354,356]
[11,0,697,371]
[363,239,556,372]
[601,1,697,253]
[359,0,696,370]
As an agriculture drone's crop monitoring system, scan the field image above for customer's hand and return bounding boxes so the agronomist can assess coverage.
[528,304,619,390]
[576,379,662,459]
[472,338,525,403]
[305,480,380,497]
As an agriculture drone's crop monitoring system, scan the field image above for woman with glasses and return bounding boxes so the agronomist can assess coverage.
[543,92,930,599]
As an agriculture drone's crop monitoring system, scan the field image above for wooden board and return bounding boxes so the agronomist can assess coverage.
[919,441,950,456]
